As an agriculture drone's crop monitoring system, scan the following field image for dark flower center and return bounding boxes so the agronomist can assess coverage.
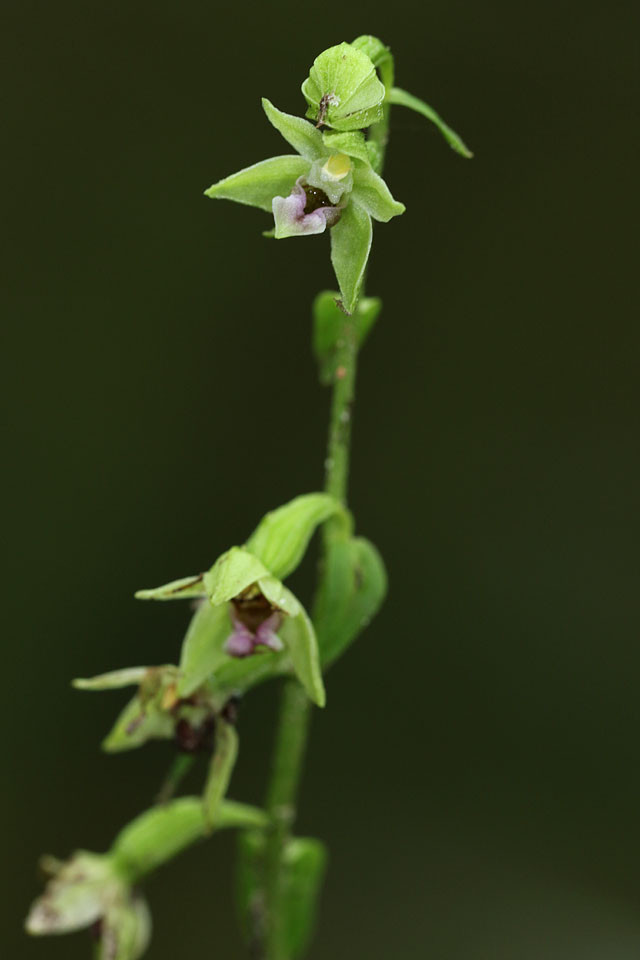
[233,591,274,632]
[303,184,332,214]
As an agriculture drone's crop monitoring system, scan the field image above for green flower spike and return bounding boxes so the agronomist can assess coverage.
[26,797,267,959]
[136,494,352,708]
[205,57,404,314]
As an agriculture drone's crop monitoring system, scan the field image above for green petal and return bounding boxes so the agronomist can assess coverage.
[280,606,325,707]
[352,161,405,222]
[262,98,325,161]
[330,201,372,315]
[245,492,349,580]
[135,574,205,601]
[204,547,270,605]
[205,155,310,212]
[177,600,232,697]
[301,42,385,131]
[73,667,148,691]
[389,87,473,158]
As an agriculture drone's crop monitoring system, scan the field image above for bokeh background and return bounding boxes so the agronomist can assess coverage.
[3,0,639,956]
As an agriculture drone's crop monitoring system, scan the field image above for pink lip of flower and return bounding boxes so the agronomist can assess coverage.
[272,178,342,238]
[224,611,284,658]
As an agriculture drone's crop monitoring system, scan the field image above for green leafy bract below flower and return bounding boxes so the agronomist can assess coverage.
[237,831,327,959]
[389,86,473,158]
[205,95,404,314]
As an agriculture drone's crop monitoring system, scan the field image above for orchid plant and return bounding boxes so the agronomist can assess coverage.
[26,35,470,960]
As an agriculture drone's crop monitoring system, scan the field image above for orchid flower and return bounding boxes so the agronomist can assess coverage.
[205,42,405,314]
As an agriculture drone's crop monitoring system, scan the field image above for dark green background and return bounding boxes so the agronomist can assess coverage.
[3,0,639,956]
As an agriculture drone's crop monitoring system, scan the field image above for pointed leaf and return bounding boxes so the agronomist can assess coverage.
[73,667,148,691]
[203,719,239,829]
[313,536,387,666]
[135,574,205,601]
[178,600,232,697]
[301,42,385,131]
[262,99,325,161]
[330,201,372,315]
[312,291,382,385]
[352,161,405,222]
[280,606,325,707]
[204,547,270,605]
[205,156,310,212]
[322,130,370,164]
[389,87,473,158]
[245,493,349,579]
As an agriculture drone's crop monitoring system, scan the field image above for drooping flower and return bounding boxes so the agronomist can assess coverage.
[25,851,151,960]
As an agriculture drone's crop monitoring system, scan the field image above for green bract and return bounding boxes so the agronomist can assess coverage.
[205,96,404,314]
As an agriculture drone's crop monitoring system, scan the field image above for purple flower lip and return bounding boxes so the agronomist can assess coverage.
[272,178,342,238]
[225,611,283,658]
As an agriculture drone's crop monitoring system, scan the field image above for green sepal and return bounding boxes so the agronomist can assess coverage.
[313,291,382,385]
[111,796,268,883]
[237,832,327,959]
[102,692,176,752]
[330,200,372,314]
[314,536,387,667]
[98,899,151,960]
[351,161,405,222]
[279,605,325,707]
[321,129,370,164]
[204,547,271,605]
[301,42,385,131]
[204,155,310,212]
[389,86,473,158]
[203,719,239,830]
[245,493,350,580]
[177,600,231,697]
[135,574,205,601]
[262,98,325,161]
[73,667,148,690]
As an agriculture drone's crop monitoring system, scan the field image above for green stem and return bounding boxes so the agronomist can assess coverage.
[259,68,392,960]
